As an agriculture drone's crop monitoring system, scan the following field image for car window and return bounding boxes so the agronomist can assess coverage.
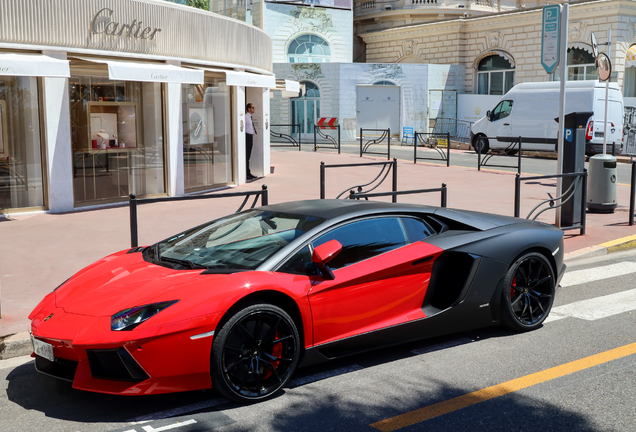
[400,217,435,242]
[492,100,513,121]
[277,245,317,276]
[311,217,408,270]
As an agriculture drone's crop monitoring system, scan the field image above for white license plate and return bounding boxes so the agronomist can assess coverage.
[31,334,55,362]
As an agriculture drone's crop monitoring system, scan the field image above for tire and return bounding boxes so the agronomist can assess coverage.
[500,252,555,332]
[211,303,300,403]
[473,135,490,154]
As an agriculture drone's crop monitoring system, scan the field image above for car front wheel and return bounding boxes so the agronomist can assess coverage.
[211,303,300,403]
[500,252,555,332]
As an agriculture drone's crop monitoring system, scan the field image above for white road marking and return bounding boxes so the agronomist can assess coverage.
[141,420,197,431]
[129,399,226,423]
[546,288,636,323]
[0,355,32,370]
[560,261,636,288]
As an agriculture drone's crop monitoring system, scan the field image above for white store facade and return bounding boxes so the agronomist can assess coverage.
[0,0,275,215]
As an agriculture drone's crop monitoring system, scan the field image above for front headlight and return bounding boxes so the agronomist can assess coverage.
[111,300,179,331]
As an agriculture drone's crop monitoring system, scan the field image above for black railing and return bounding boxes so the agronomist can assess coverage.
[414,132,450,167]
[129,185,269,247]
[313,124,341,154]
[270,124,301,151]
[478,136,523,173]
[630,162,636,226]
[360,128,391,160]
[320,159,398,202]
[514,171,587,235]
[349,183,447,207]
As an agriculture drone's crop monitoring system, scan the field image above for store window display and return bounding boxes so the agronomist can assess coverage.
[181,77,232,191]
[0,75,44,213]
[69,74,166,206]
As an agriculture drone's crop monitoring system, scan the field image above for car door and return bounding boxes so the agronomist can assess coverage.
[306,216,443,347]
[487,100,513,149]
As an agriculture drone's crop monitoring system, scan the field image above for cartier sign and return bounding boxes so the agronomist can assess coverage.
[91,8,162,40]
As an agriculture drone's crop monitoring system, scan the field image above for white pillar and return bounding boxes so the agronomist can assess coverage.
[165,81,184,196]
[233,86,247,185]
[41,51,73,213]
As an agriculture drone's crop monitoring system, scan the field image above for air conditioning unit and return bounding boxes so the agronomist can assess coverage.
[385,5,393,10]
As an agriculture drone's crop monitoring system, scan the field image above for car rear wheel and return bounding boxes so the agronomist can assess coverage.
[473,135,490,154]
[211,303,300,403]
[500,252,555,332]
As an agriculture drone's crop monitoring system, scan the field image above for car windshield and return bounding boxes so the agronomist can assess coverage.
[155,210,326,271]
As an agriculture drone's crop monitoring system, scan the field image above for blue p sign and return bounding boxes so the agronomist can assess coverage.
[564,128,573,143]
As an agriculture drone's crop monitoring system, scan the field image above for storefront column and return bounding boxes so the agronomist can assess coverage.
[165,81,184,196]
[246,87,270,178]
[41,52,73,213]
[233,86,247,185]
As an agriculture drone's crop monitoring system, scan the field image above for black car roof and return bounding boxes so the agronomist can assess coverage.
[259,199,436,220]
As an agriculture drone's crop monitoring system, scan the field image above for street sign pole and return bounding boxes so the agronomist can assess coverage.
[603,28,611,155]
[555,3,568,228]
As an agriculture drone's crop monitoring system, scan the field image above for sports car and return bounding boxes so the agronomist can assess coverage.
[29,199,566,402]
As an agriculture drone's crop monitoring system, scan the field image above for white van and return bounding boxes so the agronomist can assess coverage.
[470,81,624,156]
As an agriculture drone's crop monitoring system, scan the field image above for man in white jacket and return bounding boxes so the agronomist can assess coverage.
[245,103,256,180]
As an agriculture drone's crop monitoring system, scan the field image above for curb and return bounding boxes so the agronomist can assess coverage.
[0,332,32,360]
[564,234,636,261]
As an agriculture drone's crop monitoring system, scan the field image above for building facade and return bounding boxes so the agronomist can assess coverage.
[0,0,274,214]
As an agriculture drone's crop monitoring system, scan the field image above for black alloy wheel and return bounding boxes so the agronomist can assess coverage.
[473,135,490,154]
[500,252,555,332]
[211,303,300,403]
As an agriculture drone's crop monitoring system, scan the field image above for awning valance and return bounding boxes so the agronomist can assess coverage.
[73,57,204,84]
[474,50,516,68]
[269,79,301,97]
[0,53,70,78]
[626,45,636,68]
[192,67,276,88]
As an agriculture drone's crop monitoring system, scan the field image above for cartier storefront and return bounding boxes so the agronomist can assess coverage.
[0,0,274,213]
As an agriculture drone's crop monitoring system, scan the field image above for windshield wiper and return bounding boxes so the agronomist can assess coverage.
[160,256,207,270]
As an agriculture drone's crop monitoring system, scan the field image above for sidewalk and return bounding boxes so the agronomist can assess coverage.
[1,147,635,349]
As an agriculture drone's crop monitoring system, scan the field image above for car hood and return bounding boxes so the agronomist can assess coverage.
[54,250,241,317]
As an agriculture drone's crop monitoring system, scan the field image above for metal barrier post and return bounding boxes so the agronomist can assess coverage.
[297,124,301,151]
[359,128,363,157]
[129,194,138,248]
[313,126,317,152]
[446,132,450,167]
[514,173,520,218]
[413,132,418,164]
[338,125,341,154]
[630,162,635,226]
[320,162,326,199]
[441,183,447,207]
[518,137,522,174]
[261,184,269,206]
[388,128,391,161]
[478,142,482,171]
[581,170,587,235]
[392,158,398,203]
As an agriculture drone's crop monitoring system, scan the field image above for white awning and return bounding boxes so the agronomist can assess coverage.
[74,57,203,84]
[626,45,636,68]
[192,67,276,88]
[0,53,70,78]
[269,79,301,98]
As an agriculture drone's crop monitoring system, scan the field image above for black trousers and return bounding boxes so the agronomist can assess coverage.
[245,133,253,176]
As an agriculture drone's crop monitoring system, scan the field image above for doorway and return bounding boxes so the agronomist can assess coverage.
[291,82,320,139]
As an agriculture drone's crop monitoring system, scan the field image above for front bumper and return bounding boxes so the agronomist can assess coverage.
[30,305,221,395]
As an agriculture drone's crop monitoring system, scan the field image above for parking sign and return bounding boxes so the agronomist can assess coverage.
[541,5,561,74]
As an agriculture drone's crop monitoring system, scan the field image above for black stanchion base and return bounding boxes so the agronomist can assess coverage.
[586,202,617,214]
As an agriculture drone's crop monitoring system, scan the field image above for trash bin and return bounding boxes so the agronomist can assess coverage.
[587,154,618,213]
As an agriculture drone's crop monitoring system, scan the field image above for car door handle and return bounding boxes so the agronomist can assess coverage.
[504,123,510,126]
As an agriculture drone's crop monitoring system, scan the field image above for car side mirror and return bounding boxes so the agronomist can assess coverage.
[486,110,491,121]
[312,240,342,280]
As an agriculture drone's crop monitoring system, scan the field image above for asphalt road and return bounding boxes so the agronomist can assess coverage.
[306,143,636,186]
[1,250,636,432]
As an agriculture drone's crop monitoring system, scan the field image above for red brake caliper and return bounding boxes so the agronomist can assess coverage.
[511,276,517,300]
[262,331,282,380]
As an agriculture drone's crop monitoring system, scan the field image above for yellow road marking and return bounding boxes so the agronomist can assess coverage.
[600,234,636,253]
[371,341,636,432]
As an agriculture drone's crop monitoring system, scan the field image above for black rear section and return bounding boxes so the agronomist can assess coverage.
[86,348,149,382]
